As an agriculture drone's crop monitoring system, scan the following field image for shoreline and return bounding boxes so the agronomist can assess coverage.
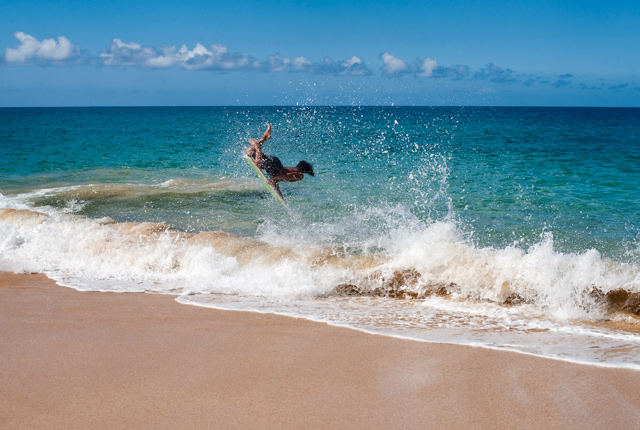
[2,271,640,429]
[180,298,640,371]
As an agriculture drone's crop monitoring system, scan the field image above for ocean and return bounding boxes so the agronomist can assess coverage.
[1,106,639,367]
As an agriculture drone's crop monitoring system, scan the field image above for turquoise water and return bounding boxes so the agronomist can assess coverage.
[2,107,639,256]
[2,106,640,366]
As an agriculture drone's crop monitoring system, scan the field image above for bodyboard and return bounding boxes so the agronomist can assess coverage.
[243,154,287,206]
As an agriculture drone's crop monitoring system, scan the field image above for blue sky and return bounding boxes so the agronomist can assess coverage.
[1,0,638,107]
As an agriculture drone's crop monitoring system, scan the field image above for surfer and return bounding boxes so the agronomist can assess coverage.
[246,124,314,194]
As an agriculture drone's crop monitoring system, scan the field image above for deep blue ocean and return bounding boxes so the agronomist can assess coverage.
[1,106,640,367]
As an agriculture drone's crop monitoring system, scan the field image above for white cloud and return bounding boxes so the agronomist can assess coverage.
[290,56,313,72]
[2,32,574,90]
[98,38,372,76]
[100,39,164,67]
[5,32,80,64]
[263,54,314,73]
[339,56,371,76]
[416,58,438,77]
[146,46,179,68]
[3,34,472,81]
[380,53,470,79]
[262,55,371,75]
[100,39,257,71]
[380,52,409,76]
[343,56,361,68]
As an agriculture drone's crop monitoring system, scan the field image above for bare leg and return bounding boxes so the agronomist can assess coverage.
[247,124,271,168]
[258,124,272,145]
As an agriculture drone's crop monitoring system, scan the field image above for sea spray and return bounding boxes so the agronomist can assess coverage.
[2,106,640,367]
[2,205,638,318]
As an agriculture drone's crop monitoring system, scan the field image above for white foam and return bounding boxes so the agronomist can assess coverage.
[2,193,639,308]
[2,191,640,367]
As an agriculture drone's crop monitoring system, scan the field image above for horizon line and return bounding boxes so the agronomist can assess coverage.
[1,104,639,109]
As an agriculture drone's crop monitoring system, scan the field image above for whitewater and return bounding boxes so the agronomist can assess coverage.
[1,106,639,367]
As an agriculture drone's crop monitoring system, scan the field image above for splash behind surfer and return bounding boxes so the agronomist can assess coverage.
[246,124,314,194]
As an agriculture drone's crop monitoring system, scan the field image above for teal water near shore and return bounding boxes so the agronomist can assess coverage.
[2,106,640,367]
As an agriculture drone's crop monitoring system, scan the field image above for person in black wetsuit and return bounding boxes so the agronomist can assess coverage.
[246,124,314,194]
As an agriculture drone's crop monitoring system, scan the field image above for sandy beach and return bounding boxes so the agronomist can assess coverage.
[1,271,639,429]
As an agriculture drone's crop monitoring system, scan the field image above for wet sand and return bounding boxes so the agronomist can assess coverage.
[2,271,640,429]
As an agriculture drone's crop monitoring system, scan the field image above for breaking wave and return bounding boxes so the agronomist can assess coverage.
[1,202,638,323]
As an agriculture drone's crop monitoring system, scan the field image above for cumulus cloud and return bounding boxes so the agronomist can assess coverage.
[100,39,164,67]
[336,56,372,76]
[380,52,410,76]
[381,53,469,79]
[100,39,252,70]
[4,33,591,91]
[416,58,438,77]
[4,32,81,64]
[264,54,313,73]
[100,39,371,75]
[180,43,256,70]
[270,55,372,75]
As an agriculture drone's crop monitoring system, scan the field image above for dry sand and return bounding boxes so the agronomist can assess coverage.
[2,271,640,429]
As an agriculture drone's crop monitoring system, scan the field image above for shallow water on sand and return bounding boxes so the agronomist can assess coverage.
[2,106,640,367]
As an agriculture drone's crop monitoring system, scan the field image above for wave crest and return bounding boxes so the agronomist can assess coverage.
[1,204,639,322]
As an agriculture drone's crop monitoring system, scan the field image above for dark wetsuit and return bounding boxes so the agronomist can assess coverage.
[250,153,284,177]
